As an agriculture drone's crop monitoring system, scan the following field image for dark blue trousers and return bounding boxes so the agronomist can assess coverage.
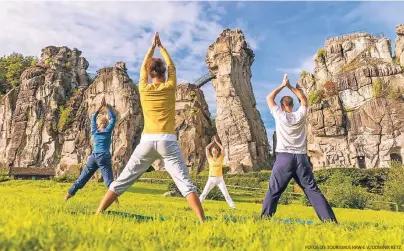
[262,153,337,222]
[68,152,114,196]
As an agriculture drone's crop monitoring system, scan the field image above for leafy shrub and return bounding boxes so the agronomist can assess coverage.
[372,78,383,98]
[367,194,396,211]
[300,71,309,78]
[0,52,38,93]
[322,172,370,209]
[45,58,52,65]
[58,105,73,132]
[278,193,293,205]
[344,106,354,112]
[314,168,388,194]
[308,90,324,105]
[38,119,44,129]
[0,165,9,182]
[317,48,326,58]
[384,161,404,212]
[54,174,77,183]
[31,58,38,66]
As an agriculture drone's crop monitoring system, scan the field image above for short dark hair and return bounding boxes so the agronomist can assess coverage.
[280,96,294,107]
[147,58,166,78]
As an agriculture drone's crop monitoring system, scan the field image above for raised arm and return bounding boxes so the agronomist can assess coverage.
[205,139,215,158]
[139,47,155,90]
[91,111,99,135]
[156,33,176,89]
[214,136,224,156]
[104,105,117,132]
[267,74,290,109]
[288,86,307,106]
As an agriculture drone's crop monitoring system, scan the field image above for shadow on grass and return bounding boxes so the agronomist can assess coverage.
[66,210,166,222]
[105,211,166,222]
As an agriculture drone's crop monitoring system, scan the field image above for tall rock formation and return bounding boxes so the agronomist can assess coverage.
[297,27,404,170]
[0,46,143,177]
[395,24,404,67]
[153,83,214,173]
[57,62,143,177]
[206,29,270,173]
[5,46,89,175]
[0,88,18,168]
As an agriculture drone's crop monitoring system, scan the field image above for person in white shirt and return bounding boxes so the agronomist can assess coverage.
[261,74,337,223]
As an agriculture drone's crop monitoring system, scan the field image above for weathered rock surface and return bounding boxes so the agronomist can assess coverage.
[57,62,143,177]
[0,88,18,167]
[395,24,404,66]
[5,46,89,175]
[0,46,144,177]
[299,28,404,170]
[206,29,270,173]
[153,83,214,173]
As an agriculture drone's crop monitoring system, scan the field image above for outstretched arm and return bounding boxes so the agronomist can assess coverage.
[267,74,289,109]
[205,139,215,158]
[104,105,116,132]
[156,33,176,89]
[288,86,307,106]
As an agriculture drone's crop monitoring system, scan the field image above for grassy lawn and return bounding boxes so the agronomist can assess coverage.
[0,180,403,251]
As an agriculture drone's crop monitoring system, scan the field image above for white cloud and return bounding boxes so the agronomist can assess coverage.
[0,1,224,84]
[275,55,315,75]
[345,2,404,28]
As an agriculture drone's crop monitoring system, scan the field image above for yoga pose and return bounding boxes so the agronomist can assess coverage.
[65,99,117,203]
[96,32,205,222]
[200,136,235,209]
[262,74,337,223]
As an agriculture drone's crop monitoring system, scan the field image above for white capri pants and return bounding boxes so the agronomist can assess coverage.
[109,140,196,197]
[199,176,235,209]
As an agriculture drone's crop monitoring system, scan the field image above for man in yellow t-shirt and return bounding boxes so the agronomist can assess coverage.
[200,136,235,209]
[95,32,205,222]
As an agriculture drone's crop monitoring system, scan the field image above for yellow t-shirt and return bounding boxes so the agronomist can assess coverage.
[139,47,177,134]
[208,155,224,177]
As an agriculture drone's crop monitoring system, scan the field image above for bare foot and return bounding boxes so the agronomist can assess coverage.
[64,193,73,201]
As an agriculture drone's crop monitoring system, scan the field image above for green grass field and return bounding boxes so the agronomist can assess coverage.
[0,180,403,251]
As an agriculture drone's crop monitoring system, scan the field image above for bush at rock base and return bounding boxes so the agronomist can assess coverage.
[384,161,404,212]
[313,168,388,194]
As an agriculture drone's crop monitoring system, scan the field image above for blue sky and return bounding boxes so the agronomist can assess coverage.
[1,1,403,147]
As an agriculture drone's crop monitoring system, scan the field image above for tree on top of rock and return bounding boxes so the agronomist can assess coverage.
[0,52,38,95]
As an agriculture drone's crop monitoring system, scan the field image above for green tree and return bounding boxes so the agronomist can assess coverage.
[0,52,37,94]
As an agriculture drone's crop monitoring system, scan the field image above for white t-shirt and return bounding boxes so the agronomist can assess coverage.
[271,105,308,154]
